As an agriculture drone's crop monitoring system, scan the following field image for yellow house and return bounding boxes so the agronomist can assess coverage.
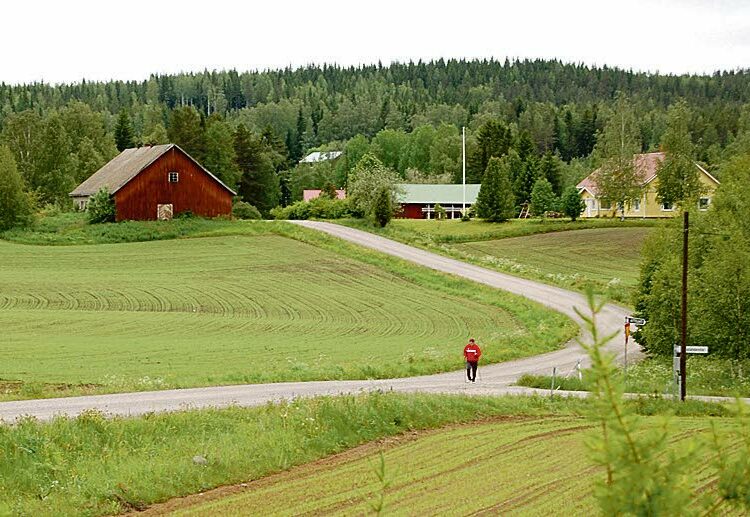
[577,152,720,218]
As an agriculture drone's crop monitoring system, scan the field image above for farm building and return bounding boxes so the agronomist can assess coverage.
[299,151,342,164]
[303,189,347,201]
[398,184,481,219]
[577,152,720,218]
[70,144,236,221]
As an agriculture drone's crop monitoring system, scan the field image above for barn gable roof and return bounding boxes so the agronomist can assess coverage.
[69,144,236,197]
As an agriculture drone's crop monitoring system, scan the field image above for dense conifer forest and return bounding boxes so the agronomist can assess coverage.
[2,58,750,216]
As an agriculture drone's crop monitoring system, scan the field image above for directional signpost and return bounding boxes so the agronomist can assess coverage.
[673,345,709,399]
[624,316,646,375]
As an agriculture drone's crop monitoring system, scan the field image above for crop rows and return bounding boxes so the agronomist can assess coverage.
[172,416,737,516]
[0,234,563,394]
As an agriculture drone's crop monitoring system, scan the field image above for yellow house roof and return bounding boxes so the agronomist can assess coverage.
[576,152,719,196]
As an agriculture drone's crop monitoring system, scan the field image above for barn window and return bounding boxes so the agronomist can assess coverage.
[168,171,179,183]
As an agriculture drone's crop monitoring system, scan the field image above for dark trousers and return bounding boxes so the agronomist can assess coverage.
[466,361,478,381]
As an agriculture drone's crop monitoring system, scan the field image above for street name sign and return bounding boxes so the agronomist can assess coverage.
[674,346,709,354]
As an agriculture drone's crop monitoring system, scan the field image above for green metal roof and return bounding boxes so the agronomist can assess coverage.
[398,184,481,204]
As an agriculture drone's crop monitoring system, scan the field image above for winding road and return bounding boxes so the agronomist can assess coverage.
[0,221,635,422]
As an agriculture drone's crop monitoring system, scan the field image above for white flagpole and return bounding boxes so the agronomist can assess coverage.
[462,126,466,215]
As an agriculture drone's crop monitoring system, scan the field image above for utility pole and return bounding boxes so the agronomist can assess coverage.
[462,126,466,215]
[680,211,689,401]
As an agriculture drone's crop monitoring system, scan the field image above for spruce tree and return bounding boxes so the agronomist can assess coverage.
[373,186,393,227]
[561,186,586,221]
[234,124,279,215]
[475,156,515,222]
[537,151,563,195]
[168,106,207,162]
[530,178,558,216]
[468,120,512,182]
[114,109,135,151]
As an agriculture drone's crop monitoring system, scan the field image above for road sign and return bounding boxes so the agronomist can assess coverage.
[674,346,709,354]
[626,316,646,325]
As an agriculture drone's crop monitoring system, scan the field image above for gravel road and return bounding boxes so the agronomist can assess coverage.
[0,221,637,422]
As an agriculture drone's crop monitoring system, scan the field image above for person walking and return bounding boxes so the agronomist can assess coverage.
[463,338,481,382]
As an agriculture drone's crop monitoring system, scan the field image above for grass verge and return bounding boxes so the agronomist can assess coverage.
[0,392,737,516]
[517,356,750,398]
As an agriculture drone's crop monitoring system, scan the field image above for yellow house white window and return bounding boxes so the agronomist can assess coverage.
[633,199,641,211]
[661,201,674,211]
[699,197,710,211]
[600,199,612,210]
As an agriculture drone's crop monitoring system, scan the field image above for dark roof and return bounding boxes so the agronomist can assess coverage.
[69,144,236,197]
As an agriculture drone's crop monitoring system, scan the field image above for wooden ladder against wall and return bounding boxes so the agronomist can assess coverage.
[518,203,530,219]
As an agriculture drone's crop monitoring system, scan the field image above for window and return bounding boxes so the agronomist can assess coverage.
[600,199,612,210]
[699,197,710,210]
[168,171,179,183]
[661,201,673,211]
[633,199,641,211]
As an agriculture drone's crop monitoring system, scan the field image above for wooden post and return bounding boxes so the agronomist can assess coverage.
[680,211,689,401]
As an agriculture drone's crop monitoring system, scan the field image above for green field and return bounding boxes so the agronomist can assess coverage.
[0,222,573,399]
[456,227,650,294]
[162,415,740,516]
[342,217,658,245]
[342,219,656,303]
[1,392,738,516]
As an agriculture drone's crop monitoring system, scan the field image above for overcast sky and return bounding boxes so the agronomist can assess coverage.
[3,0,750,85]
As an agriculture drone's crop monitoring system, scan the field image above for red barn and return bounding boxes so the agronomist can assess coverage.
[70,144,235,221]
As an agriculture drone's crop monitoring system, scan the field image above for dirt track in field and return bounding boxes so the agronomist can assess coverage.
[0,221,636,423]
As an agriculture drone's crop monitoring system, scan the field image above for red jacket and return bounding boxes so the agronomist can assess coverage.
[464,343,482,362]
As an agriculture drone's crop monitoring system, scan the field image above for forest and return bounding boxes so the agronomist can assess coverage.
[2,57,750,222]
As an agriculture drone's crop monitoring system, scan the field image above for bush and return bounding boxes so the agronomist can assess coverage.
[86,188,116,224]
[232,201,262,220]
[271,197,351,220]
[560,186,586,221]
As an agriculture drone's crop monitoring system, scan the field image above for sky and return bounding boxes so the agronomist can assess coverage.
[3,0,750,85]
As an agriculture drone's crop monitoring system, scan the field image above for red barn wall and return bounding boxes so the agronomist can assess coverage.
[399,203,425,219]
[114,147,233,221]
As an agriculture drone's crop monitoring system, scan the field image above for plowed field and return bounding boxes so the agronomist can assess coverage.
[153,416,730,516]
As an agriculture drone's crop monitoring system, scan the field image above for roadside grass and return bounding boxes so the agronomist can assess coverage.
[340,217,659,245]
[340,218,658,304]
[0,218,575,400]
[517,356,750,398]
[0,392,739,516]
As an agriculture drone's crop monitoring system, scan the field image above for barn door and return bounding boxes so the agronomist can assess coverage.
[157,204,173,220]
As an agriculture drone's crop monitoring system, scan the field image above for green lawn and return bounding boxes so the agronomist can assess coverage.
[0,221,574,399]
